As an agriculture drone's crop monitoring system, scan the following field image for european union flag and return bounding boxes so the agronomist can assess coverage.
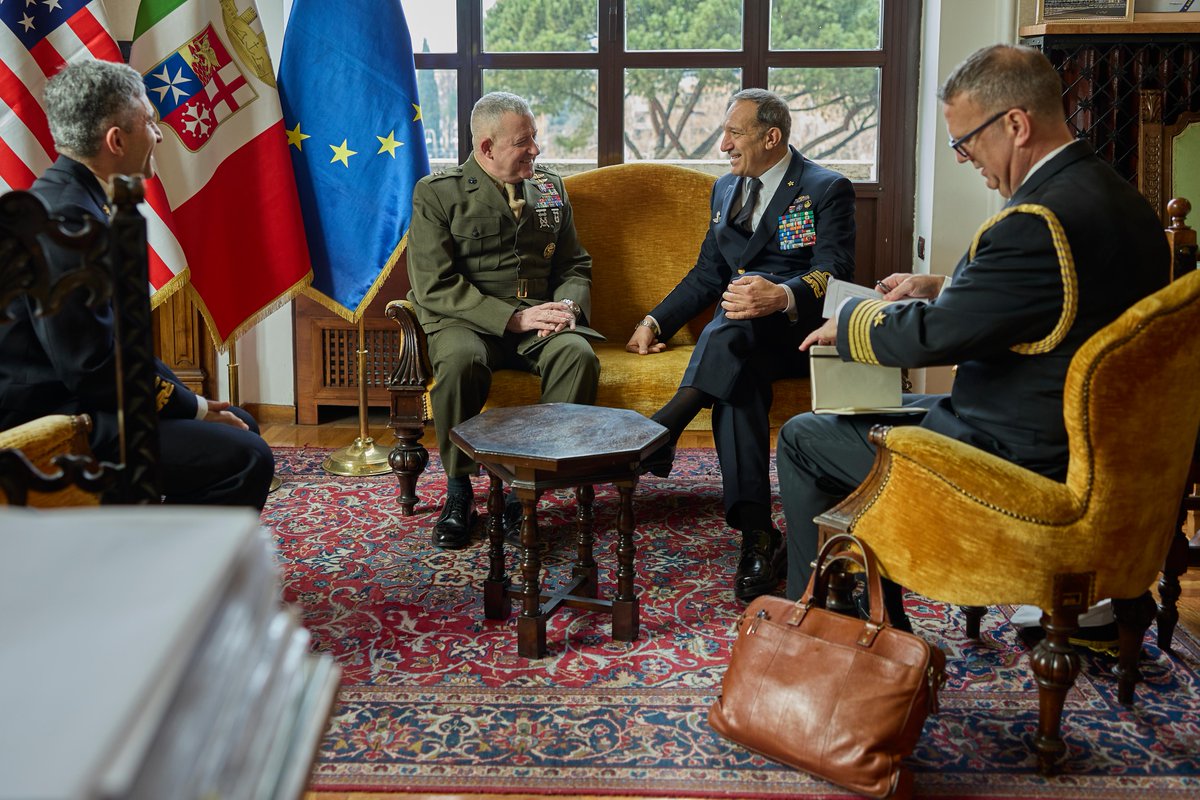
[278,0,429,321]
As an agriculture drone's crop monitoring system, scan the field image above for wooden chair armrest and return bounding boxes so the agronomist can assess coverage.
[0,414,92,462]
[0,414,109,505]
[385,299,430,389]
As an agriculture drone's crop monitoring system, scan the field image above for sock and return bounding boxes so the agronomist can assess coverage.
[733,502,774,534]
[446,474,472,497]
[651,386,715,443]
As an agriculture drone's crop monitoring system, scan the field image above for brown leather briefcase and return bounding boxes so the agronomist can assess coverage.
[708,534,946,798]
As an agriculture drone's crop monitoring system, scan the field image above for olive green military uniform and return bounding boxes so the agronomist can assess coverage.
[407,154,601,478]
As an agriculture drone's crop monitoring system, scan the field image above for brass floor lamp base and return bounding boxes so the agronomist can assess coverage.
[323,436,393,476]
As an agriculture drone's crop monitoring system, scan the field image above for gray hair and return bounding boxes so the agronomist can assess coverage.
[44,60,147,159]
[939,44,1064,121]
[470,91,533,146]
[731,88,792,142]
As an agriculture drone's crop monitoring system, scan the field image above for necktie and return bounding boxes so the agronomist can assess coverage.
[732,177,762,233]
[504,182,526,221]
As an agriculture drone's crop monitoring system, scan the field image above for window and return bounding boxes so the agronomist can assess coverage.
[402,0,920,279]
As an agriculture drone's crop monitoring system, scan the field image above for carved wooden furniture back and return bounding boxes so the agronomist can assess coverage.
[0,176,160,505]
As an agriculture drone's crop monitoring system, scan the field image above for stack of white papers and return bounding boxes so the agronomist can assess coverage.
[0,506,340,800]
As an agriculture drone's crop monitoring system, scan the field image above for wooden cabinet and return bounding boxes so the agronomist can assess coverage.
[153,291,217,399]
[1020,22,1200,190]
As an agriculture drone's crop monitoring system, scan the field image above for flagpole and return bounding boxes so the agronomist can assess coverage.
[227,337,283,493]
[323,317,392,476]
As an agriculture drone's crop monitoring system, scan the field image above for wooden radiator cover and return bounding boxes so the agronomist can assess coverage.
[293,264,408,425]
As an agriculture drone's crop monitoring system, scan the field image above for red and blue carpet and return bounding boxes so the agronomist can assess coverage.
[264,447,1200,798]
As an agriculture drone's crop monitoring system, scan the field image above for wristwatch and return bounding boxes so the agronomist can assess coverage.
[561,298,581,318]
[637,317,660,336]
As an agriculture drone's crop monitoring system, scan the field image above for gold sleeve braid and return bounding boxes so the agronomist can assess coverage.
[968,203,1077,355]
[800,270,833,298]
[846,299,892,365]
[155,377,175,411]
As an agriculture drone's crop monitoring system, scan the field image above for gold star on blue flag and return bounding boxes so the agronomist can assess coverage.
[278,0,430,322]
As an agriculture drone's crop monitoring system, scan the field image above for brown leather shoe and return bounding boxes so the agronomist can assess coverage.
[735,528,785,602]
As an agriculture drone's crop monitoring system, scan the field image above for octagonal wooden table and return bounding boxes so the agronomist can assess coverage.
[450,403,669,658]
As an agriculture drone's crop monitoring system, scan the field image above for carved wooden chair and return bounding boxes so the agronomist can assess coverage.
[0,176,160,506]
[816,268,1200,774]
[1155,197,1200,648]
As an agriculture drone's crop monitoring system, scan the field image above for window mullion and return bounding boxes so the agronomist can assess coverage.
[597,0,624,166]
[745,0,767,88]
[457,0,481,164]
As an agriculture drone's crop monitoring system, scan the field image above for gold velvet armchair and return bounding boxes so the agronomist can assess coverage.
[816,268,1200,774]
[0,177,159,506]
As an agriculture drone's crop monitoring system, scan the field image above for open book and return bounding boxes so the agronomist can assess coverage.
[808,345,926,416]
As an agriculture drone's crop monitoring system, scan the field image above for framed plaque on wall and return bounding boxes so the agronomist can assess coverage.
[1037,0,1134,21]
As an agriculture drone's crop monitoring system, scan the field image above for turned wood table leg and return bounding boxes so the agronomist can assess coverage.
[612,482,639,642]
[573,484,597,597]
[516,490,546,658]
[483,471,510,620]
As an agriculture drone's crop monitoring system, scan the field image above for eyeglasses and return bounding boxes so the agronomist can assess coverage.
[947,109,1011,158]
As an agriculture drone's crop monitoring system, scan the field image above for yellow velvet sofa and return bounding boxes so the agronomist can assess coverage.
[385,162,812,513]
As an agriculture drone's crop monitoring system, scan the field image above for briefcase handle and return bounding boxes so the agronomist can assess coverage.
[795,533,888,630]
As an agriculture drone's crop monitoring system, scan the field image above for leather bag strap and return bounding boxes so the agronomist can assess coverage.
[793,534,888,635]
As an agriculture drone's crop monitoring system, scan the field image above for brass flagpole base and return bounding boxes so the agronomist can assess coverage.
[268,475,283,493]
[323,436,393,476]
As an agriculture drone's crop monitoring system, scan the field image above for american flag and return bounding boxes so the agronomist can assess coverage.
[1,0,187,303]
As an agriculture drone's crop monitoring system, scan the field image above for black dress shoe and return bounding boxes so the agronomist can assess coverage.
[851,578,913,633]
[502,502,524,545]
[432,493,477,549]
[735,528,786,602]
[641,443,676,478]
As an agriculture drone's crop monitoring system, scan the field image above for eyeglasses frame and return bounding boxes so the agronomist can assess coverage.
[948,108,1017,159]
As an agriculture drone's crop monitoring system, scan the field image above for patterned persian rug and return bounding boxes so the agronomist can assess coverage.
[264,447,1200,798]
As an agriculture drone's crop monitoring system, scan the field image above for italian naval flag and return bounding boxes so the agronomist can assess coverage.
[130,0,311,347]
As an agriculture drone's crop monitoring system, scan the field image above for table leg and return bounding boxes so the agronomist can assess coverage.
[612,482,639,642]
[573,484,597,597]
[517,490,547,658]
[483,471,511,620]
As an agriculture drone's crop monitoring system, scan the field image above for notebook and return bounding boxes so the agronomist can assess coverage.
[808,345,926,416]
